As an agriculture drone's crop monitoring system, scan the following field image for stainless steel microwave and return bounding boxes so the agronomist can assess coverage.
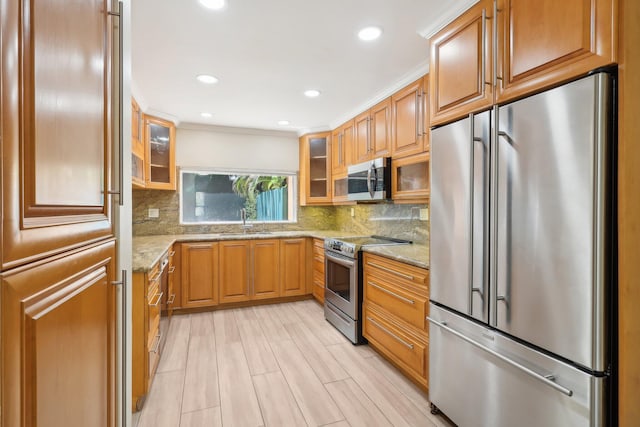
[347,157,391,201]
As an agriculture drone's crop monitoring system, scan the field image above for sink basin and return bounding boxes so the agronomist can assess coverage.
[219,231,273,236]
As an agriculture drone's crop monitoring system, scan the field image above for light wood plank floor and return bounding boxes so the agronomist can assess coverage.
[132,300,455,427]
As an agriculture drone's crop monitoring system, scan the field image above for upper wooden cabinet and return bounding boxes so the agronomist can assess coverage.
[430,0,617,124]
[392,152,430,203]
[429,0,494,126]
[131,98,145,188]
[299,132,332,205]
[391,76,429,157]
[1,0,114,270]
[354,98,392,163]
[144,115,176,190]
[496,0,617,102]
[332,120,353,175]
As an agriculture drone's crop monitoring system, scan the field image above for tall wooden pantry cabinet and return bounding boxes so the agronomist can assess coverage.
[1,0,120,426]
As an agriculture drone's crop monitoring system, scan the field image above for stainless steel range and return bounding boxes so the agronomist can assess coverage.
[324,235,411,344]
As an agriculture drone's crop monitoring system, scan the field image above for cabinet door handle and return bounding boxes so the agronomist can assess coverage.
[367,316,414,350]
[420,89,429,136]
[107,2,124,206]
[168,266,176,274]
[368,116,372,153]
[167,294,176,305]
[169,250,176,257]
[149,291,163,307]
[150,331,162,353]
[481,8,490,90]
[493,0,502,86]
[368,281,415,305]
[415,89,421,140]
[366,261,414,280]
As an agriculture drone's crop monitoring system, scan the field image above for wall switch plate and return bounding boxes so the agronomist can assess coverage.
[419,208,429,221]
[350,207,355,217]
[148,208,159,218]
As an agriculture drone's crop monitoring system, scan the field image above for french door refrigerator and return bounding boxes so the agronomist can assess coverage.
[428,71,615,427]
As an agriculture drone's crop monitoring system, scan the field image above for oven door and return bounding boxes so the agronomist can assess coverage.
[324,250,358,319]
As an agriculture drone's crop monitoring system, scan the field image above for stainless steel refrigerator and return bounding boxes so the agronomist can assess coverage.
[428,72,615,427]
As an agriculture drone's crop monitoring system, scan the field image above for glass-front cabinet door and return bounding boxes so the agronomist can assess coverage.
[300,132,331,205]
[144,115,176,190]
[131,98,145,188]
[392,152,429,202]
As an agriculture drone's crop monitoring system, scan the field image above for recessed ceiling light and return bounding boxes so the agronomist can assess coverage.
[277,120,290,126]
[199,0,226,10]
[200,112,213,118]
[196,74,219,84]
[358,26,383,41]
[304,89,321,98]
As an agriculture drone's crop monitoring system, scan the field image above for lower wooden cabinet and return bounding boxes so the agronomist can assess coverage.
[312,238,325,303]
[182,242,219,308]
[280,238,308,297]
[132,246,175,411]
[219,239,280,303]
[1,240,117,427]
[253,239,280,300]
[363,252,430,390]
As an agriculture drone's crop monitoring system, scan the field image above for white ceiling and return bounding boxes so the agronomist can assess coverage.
[132,0,475,133]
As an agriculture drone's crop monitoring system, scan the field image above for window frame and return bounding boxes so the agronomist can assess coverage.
[178,167,298,225]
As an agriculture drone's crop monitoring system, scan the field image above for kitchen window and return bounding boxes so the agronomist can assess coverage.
[179,169,297,224]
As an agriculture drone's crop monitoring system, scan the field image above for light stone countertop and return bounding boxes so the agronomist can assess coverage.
[362,244,429,270]
[133,231,428,273]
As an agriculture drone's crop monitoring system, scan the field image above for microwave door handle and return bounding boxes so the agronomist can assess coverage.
[368,164,377,198]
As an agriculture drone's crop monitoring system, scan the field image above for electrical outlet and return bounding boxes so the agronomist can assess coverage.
[350,207,355,217]
[148,208,159,218]
[419,208,429,221]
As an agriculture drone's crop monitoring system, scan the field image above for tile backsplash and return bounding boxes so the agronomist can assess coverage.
[133,190,428,244]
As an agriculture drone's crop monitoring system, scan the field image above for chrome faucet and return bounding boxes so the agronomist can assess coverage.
[240,208,253,231]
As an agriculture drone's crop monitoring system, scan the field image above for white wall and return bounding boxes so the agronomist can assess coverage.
[176,124,299,173]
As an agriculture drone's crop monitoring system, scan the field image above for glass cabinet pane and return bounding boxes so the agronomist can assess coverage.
[149,122,171,184]
[392,153,429,201]
[308,136,328,198]
[397,160,428,192]
[132,154,144,183]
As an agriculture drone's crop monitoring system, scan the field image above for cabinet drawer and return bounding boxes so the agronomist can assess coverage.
[363,253,428,291]
[313,258,325,274]
[147,286,162,346]
[313,268,325,285]
[147,330,161,385]
[313,282,325,302]
[363,305,428,386]
[313,238,324,250]
[364,275,428,331]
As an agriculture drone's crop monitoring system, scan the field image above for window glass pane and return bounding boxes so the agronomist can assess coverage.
[181,170,295,224]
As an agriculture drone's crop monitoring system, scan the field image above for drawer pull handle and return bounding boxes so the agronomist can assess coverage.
[367,262,414,280]
[369,281,415,305]
[168,266,176,274]
[367,316,414,350]
[167,294,176,305]
[149,291,163,307]
[151,332,162,353]
[149,270,161,283]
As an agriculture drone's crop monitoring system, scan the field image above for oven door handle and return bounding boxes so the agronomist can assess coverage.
[325,251,356,268]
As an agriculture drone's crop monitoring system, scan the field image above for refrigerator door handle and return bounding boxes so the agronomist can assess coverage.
[427,316,574,397]
[469,113,486,315]
[468,114,475,315]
